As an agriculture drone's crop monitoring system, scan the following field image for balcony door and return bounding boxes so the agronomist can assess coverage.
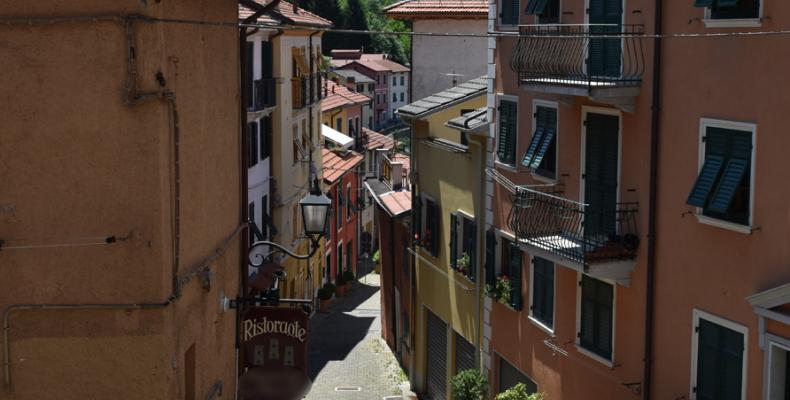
[583,112,619,239]
[588,0,622,78]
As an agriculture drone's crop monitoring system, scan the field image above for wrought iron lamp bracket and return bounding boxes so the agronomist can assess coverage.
[248,235,321,267]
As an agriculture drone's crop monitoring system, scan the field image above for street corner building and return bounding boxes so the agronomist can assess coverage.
[0,0,242,399]
[395,76,491,400]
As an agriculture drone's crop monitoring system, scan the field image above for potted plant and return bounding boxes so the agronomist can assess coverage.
[495,275,512,306]
[317,287,332,312]
[372,249,381,274]
[494,384,544,400]
[456,253,470,275]
[334,274,347,297]
[342,270,356,288]
[450,369,488,400]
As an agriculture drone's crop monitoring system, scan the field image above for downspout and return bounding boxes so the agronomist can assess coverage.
[468,133,486,370]
[236,18,249,400]
[643,0,663,398]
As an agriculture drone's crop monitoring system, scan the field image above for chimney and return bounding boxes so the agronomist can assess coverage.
[292,0,298,13]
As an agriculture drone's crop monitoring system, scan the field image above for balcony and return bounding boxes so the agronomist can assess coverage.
[510,24,645,111]
[507,185,639,286]
[293,74,323,110]
[247,78,277,119]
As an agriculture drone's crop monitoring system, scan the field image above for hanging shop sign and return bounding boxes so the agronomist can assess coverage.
[239,306,311,400]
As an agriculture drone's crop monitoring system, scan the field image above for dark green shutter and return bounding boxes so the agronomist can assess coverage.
[485,230,496,286]
[500,0,520,24]
[414,195,422,245]
[687,155,725,207]
[579,275,613,360]
[526,0,551,14]
[509,243,523,310]
[498,101,517,165]
[449,213,458,269]
[248,202,256,245]
[521,128,545,168]
[579,277,597,350]
[532,257,554,327]
[588,0,622,77]
[468,219,477,281]
[530,108,557,170]
[694,0,715,7]
[260,41,273,78]
[428,201,440,256]
[707,159,748,214]
[260,116,271,159]
[717,0,739,7]
[584,113,619,238]
[695,318,744,400]
[246,42,254,109]
[249,122,258,167]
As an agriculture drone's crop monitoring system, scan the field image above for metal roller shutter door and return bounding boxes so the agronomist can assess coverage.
[426,310,447,400]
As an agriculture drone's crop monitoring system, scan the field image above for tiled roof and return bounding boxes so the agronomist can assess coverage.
[331,49,363,59]
[384,0,488,19]
[331,69,375,84]
[239,0,333,28]
[321,80,371,112]
[397,76,487,118]
[322,148,364,185]
[335,58,410,73]
[379,190,412,217]
[446,107,489,131]
[361,128,395,150]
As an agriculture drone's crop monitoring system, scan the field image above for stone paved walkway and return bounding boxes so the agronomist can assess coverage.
[305,272,408,400]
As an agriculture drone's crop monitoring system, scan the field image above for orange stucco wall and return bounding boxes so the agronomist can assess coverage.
[651,2,790,399]
[0,1,241,399]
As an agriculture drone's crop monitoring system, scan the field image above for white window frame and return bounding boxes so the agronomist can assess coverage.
[765,334,790,400]
[690,309,749,400]
[495,94,519,171]
[530,99,560,183]
[695,118,757,235]
[528,256,556,335]
[702,0,763,28]
[452,210,476,267]
[575,273,616,367]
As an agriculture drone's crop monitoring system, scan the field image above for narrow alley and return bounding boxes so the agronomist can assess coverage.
[305,272,409,400]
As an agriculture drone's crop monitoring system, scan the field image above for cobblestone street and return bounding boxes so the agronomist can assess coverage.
[305,272,409,400]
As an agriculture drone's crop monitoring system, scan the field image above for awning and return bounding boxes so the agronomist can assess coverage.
[321,124,353,149]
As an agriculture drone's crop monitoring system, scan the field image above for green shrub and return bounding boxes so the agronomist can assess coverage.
[495,276,513,306]
[342,270,356,282]
[317,287,332,300]
[372,249,381,263]
[323,282,336,294]
[334,273,346,286]
[450,369,488,400]
[494,384,544,400]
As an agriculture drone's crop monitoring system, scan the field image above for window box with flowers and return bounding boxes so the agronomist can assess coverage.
[455,253,471,276]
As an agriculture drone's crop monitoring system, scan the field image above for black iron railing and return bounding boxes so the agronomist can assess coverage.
[507,185,639,265]
[509,24,645,89]
[251,78,276,111]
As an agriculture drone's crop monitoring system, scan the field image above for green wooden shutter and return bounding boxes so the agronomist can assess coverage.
[249,122,258,167]
[260,116,271,159]
[686,155,725,207]
[521,127,545,168]
[530,107,557,170]
[509,243,523,310]
[468,219,477,281]
[260,41,273,79]
[579,275,613,359]
[414,195,422,245]
[717,0,739,7]
[248,202,256,245]
[498,101,517,165]
[588,0,622,77]
[500,0,520,24]
[246,42,254,109]
[532,257,554,327]
[525,0,550,14]
[449,213,458,269]
[584,113,619,238]
[579,276,597,350]
[485,230,497,286]
[707,158,749,214]
[695,319,744,400]
[596,279,614,359]
[694,0,715,7]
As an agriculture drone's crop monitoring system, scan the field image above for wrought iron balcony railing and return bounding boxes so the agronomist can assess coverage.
[251,78,276,111]
[507,185,639,266]
[510,24,645,91]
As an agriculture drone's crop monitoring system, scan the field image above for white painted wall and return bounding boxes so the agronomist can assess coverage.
[388,71,410,118]
[411,19,488,100]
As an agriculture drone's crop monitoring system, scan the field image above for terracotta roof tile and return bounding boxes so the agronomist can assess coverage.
[239,0,333,28]
[322,148,364,185]
[334,56,410,73]
[361,128,395,150]
[379,190,412,216]
[321,80,371,112]
[384,0,488,19]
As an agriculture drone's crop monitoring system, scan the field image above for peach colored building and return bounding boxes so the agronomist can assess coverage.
[485,0,655,398]
[0,1,242,399]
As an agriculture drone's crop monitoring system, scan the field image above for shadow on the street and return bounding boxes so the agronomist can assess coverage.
[306,280,381,380]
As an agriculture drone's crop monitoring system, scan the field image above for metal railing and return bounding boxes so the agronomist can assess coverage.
[251,78,276,111]
[509,24,645,89]
[507,185,639,265]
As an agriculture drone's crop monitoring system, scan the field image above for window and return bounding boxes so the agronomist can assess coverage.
[499,0,520,25]
[498,356,538,395]
[248,202,256,245]
[420,197,440,257]
[337,189,343,231]
[292,202,300,240]
[261,195,270,239]
[400,75,405,86]
[260,116,271,159]
[455,333,476,373]
[522,104,557,179]
[400,92,405,102]
[497,99,518,166]
[691,310,747,400]
[248,122,259,167]
[337,243,343,277]
[346,241,353,272]
[529,257,554,330]
[767,340,790,400]
[579,275,614,361]
[356,83,364,93]
[355,117,360,135]
[393,93,397,102]
[336,117,342,132]
[393,76,397,86]
[686,120,754,228]
[348,119,354,138]
[695,0,760,20]
[346,185,352,221]
[292,125,299,164]
[245,42,254,109]
[449,213,477,281]
[525,0,560,24]
[369,116,373,128]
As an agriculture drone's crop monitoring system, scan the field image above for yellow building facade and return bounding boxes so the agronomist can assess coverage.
[396,78,490,399]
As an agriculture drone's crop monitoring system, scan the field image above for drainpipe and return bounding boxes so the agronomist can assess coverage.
[468,134,486,371]
[643,0,663,398]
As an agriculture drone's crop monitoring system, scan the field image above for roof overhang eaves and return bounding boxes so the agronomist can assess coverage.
[396,91,486,121]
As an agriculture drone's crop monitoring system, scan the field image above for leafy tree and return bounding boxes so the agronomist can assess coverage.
[450,369,488,400]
